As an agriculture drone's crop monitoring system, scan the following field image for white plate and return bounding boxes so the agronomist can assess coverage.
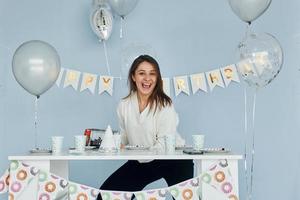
[125,145,150,150]
[30,148,52,153]
[201,148,231,153]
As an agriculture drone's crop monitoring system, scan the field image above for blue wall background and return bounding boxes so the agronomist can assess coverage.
[1,0,300,199]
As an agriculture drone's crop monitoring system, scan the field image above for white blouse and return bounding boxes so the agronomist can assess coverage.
[117,92,185,150]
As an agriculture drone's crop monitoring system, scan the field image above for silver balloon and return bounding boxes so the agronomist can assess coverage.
[90,4,114,41]
[228,0,272,23]
[237,32,283,88]
[12,40,61,97]
[108,0,139,18]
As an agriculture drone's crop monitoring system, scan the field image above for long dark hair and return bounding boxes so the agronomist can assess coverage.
[126,55,172,112]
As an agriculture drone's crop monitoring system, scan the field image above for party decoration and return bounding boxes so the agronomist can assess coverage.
[206,69,225,91]
[99,76,114,95]
[174,76,190,96]
[101,190,133,200]
[190,73,208,94]
[236,32,283,88]
[168,178,201,200]
[108,0,139,18]
[135,189,167,200]
[12,40,61,97]
[63,69,81,90]
[220,65,240,87]
[0,169,9,194]
[90,3,114,41]
[228,0,272,24]
[80,73,98,94]
[69,182,100,200]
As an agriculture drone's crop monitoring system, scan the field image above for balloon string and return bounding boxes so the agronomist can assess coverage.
[103,41,111,76]
[34,96,39,149]
[243,88,250,200]
[249,89,257,200]
[120,17,124,39]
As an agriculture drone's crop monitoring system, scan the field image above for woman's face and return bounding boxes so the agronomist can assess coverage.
[132,61,158,98]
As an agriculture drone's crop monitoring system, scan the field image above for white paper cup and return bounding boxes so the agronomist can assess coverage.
[113,134,121,150]
[74,135,86,152]
[52,136,64,154]
[192,135,205,150]
[164,134,175,154]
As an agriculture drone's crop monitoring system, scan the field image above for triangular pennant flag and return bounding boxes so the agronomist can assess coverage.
[55,68,65,87]
[205,69,225,91]
[37,172,69,200]
[101,190,133,200]
[99,76,114,96]
[220,65,240,87]
[168,177,201,200]
[252,51,272,75]
[0,169,9,194]
[162,78,171,96]
[237,58,258,78]
[134,189,167,200]
[69,182,100,200]
[63,69,81,90]
[80,73,98,94]
[200,159,239,200]
[190,73,207,93]
[8,161,40,200]
[173,76,190,96]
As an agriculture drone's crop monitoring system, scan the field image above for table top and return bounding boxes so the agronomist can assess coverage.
[8,149,243,161]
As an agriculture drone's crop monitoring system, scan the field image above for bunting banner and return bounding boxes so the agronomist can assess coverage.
[63,69,81,90]
[174,75,190,96]
[37,171,69,200]
[190,73,207,94]
[0,169,9,194]
[1,159,239,200]
[168,177,201,200]
[206,69,225,91]
[57,62,242,97]
[8,160,40,200]
[162,78,171,97]
[220,65,240,87]
[134,189,167,200]
[99,76,114,96]
[80,73,98,94]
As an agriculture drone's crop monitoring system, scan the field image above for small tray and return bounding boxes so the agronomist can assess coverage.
[125,145,150,150]
[30,148,52,154]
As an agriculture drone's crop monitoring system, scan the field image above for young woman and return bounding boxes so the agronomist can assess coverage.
[97,55,193,199]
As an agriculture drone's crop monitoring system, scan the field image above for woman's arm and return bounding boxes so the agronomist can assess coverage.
[117,102,129,145]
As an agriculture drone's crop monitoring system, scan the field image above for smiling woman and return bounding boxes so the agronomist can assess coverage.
[96,55,193,200]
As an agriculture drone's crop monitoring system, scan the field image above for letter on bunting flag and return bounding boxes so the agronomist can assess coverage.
[220,65,240,87]
[80,73,98,94]
[205,69,225,91]
[134,188,167,200]
[168,177,201,200]
[64,69,81,90]
[190,73,207,94]
[37,170,69,200]
[99,76,114,96]
[200,159,239,200]
[237,59,258,78]
[8,160,40,200]
[162,78,171,96]
[55,68,65,87]
[173,76,190,96]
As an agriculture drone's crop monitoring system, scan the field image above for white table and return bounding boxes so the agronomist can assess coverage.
[8,150,242,200]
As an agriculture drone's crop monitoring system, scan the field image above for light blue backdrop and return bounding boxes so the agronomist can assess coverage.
[0,0,300,199]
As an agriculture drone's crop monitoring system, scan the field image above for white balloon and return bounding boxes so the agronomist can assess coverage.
[12,40,61,97]
[90,4,114,41]
[109,0,139,18]
[228,0,272,23]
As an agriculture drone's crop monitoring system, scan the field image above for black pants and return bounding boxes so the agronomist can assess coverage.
[97,159,194,200]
